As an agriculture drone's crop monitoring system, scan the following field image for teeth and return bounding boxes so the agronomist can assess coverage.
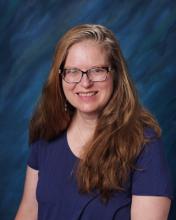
[78,92,96,96]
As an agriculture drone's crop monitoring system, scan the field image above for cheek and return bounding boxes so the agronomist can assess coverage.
[62,81,75,98]
[97,80,113,106]
[104,78,113,97]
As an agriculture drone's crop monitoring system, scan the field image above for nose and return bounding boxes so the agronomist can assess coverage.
[79,73,93,88]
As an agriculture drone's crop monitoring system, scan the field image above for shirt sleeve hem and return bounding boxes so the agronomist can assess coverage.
[27,163,39,170]
[132,192,174,200]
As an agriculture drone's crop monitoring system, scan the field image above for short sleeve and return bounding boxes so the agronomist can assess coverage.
[27,141,40,170]
[132,136,173,199]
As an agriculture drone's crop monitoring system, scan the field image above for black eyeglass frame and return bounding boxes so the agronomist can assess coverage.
[59,66,111,83]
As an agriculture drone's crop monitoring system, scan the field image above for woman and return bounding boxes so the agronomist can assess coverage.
[15,24,173,220]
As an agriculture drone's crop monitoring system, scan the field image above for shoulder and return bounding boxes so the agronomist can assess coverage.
[29,131,66,150]
[135,127,167,171]
[144,127,159,139]
[137,127,162,161]
[30,138,47,150]
[28,131,66,170]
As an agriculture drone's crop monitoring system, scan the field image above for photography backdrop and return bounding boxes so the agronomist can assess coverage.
[0,0,176,219]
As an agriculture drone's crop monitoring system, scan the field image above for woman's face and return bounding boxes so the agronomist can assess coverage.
[62,40,113,117]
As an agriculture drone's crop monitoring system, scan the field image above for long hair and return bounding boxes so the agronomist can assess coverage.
[29,24,161,202]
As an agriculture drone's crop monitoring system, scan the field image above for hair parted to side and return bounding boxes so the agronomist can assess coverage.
[29,24,161,202]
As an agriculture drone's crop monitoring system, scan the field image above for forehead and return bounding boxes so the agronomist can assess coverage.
[65,40,109,68]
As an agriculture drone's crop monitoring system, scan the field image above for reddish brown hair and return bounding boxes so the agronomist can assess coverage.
[29,24,161,202]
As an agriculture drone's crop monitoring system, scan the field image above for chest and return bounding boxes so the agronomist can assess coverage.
[36,141,132,219]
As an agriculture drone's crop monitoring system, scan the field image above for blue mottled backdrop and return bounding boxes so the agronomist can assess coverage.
[0,0,176,219]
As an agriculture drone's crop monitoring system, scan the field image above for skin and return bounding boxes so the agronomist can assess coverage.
[63,40,114,157]
[62,40,113,119]
[15,40,171,220]
[15,167,38,220]
[131,195,171,220]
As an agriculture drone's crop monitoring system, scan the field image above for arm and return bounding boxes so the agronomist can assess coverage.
[15,166,38,220]
[131,195,171,220]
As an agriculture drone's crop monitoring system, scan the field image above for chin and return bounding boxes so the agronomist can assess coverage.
[77,107,101,116]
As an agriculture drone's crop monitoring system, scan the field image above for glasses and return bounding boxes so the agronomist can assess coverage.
[60,66,111,83]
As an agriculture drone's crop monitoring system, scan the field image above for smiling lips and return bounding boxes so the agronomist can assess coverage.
[76,91,98,97]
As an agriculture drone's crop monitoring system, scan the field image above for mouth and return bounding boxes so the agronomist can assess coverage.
[76,91,98,97]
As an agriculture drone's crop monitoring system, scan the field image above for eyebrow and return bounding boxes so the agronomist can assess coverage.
[64,65,109,70]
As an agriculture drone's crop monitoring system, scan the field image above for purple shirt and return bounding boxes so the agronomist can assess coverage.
[28,129,173,220]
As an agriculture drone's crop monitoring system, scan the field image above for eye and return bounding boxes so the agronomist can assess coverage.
[91,67,106,73]
[93,68,103,72]
[65,68,79,74]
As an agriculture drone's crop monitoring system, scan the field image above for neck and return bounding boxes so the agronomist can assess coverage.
[75,110,97,127]
[67,111,98,158]
[69,111,97,141]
